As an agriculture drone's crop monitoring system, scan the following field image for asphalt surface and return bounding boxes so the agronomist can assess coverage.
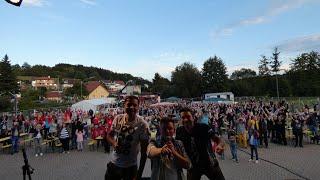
[0,139,319,180]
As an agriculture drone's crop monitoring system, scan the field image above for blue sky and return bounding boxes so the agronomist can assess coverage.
[1,0,320,80]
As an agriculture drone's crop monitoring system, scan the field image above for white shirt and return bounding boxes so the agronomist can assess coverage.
[110,114,150,168]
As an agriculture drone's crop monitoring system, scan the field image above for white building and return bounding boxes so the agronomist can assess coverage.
[102,80,125,93]
[204,92,234,101]
[121,85,141,95]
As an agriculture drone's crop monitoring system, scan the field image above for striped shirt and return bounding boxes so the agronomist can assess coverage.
[60,128,69,139]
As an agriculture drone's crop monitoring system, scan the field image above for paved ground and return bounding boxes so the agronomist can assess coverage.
[0,140,319,180]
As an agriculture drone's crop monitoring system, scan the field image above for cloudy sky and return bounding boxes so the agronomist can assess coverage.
[1,0,320,80]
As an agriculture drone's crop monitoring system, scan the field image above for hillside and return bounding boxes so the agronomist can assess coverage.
[13,63,151,86]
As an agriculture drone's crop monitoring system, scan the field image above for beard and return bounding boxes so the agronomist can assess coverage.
[125,108,137,116]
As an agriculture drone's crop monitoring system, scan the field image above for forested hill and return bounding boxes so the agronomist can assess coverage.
[12,63,151,85]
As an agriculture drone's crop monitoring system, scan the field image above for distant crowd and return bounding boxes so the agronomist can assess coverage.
[0,98,319,180]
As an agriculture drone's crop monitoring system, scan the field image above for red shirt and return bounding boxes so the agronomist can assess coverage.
[99,126,106,137]
[91,127,100,139]
[105,118,113,133]
[93,117,99,125]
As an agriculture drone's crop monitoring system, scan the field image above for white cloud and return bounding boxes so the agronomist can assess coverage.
[212,0,315,38]
[268,0,311,16]
[280,63,291,72]
[276,34,320,53]
[227,63,258,76]
[239,16,267,26]
[107,52,193,80]
[23,0,46,7]
[80,0,96,6]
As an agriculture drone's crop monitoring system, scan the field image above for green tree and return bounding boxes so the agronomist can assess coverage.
[171,62,202,98]
[270,47,282,99]
[64,82,88,98]
[306,51,319,70]
[290,53,309,71]
[290,51,319,72]
[270,47,282,73]
[0,96,11,111]
[12,64,21,76]
[201,56,228,93]
[74,71,87,80]
[19,88,39,110]
[22,62,31,69]
[152,73,171,98]
[230,68,257,80]
[0,54,19,94]
[258,55,271,76]
[38,87,47,99]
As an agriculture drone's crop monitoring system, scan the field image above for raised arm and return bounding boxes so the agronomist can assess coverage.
[136,139,148,180]
[167,141,191,169]
[136,123,150,180]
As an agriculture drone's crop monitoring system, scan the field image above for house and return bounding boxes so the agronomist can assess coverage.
[121,85,141,95]
[85,81,109,100]
[62,79,80,90]
[46,91,63,102]
[17,76,34,91]
[204,92,234,102]
[32,76,59,90]
[114,80,125,86]
[102,80,125,94]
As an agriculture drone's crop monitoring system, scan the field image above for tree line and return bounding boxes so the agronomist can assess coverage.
[152,49,320,98]
[0,49,319,112]
[11,62,151,86]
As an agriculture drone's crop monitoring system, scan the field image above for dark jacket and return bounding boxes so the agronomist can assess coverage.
[176,123,216,167]
[32,129,44,138]
[10,126,20,138]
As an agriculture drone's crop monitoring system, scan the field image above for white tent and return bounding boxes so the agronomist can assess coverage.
[150,102,178,107]
[71,98,116,112]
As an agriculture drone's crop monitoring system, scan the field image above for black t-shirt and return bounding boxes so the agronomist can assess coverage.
[76,121,84,131]
[176,123,213,166]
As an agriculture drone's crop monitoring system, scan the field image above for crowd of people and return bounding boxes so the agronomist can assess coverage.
[0,97,319,180]
[0,109,116,155]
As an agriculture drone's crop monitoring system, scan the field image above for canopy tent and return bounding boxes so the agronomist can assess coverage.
[71,98,116,112]
[203,97,227,102]
[164,97,181,102]
[203,97,234,104]
[150,102,178,107]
